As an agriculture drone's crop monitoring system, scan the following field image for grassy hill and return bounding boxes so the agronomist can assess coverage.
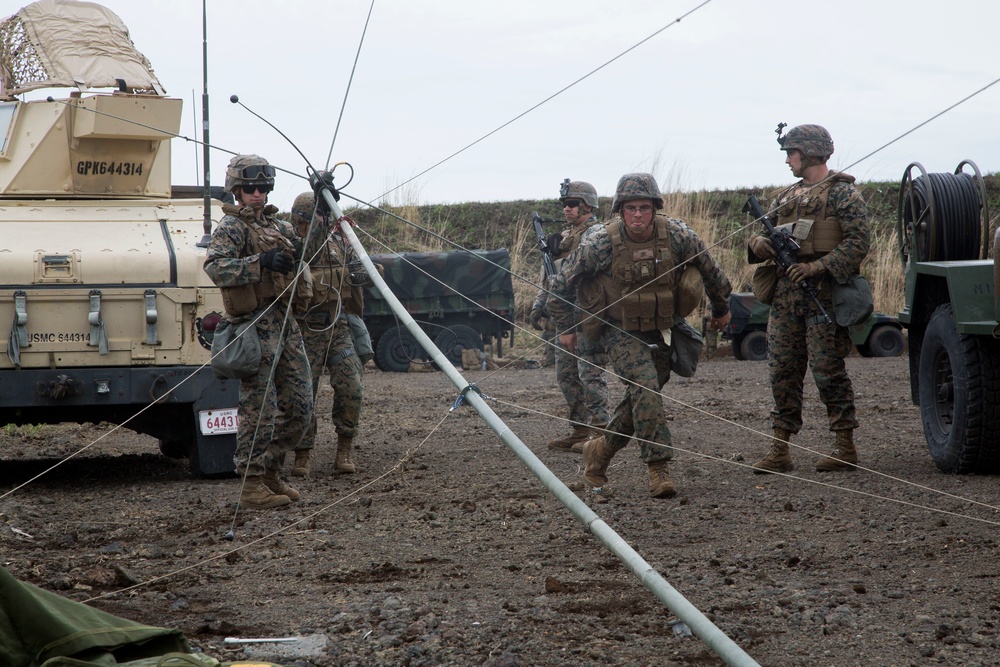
[343,173,1000,321]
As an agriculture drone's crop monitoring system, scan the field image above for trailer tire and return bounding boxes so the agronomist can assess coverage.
[918,304,1000,473]
[731,334,746,361]
[740,329,768,361]
[861,325,905,358]
[375,327,425,373]
[434,324,484,367]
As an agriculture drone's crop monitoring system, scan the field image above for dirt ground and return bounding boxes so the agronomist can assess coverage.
[2,341,999,667]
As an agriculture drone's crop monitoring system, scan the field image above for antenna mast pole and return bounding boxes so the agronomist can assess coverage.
[198,0,212,247]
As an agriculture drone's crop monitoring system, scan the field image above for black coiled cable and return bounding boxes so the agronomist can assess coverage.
[906,171,982,261]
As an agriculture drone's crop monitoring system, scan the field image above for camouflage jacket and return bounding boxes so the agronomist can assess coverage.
[531,216,602,318]
[548,216,732,331]
[750,175,870,284]
[203,204,303,288]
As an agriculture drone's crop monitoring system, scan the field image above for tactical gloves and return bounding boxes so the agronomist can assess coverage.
[546,233,564,257]
[749,235,776,260]
[260,248,294,274]
[529,308,545,331]
[310,170,340,218]
[786,261,824,284]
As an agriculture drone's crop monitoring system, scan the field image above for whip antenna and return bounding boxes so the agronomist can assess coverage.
[197,0,213,247]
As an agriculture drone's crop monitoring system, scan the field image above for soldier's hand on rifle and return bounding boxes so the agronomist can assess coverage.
[546,233,563,257]
[260,248,294,274]
[787,261,824,284]
[529,308,545,331]
[749,235,776,260]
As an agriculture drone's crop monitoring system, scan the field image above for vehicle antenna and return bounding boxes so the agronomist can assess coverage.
[198,0,213,248]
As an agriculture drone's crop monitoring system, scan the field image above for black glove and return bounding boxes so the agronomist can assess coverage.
[529,308,545,331]
[260,248,294,274]
[546,232,563,257]
[310,170,340,217]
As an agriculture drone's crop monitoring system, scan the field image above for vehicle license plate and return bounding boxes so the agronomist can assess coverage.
[199,408,238,435]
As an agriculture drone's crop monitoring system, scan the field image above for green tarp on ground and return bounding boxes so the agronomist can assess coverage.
[0,565,191,667]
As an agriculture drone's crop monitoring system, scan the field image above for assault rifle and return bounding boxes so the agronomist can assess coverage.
[742,195,831,324]
[532,211,559,279]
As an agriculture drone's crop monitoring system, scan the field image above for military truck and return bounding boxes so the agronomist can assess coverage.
[0,1,237,476]
[363,249,516,371]
[722,292,905,361]
[896,159,1000,474]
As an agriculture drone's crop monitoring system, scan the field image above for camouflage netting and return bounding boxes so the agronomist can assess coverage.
[0,0,165,98]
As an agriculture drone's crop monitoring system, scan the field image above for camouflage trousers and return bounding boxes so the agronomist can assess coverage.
[298,312,364,445]
[598,325,675,464]
[540,322,556,366]
[236,307,313,476]
[767,277,857,434]
[554,329,610,425]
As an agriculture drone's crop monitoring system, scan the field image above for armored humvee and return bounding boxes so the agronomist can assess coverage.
[897,159,1000,474]
[0,1,237,476]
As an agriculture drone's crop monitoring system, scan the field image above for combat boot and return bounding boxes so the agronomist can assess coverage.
[263,467,300,501]
[752,429,795,474]
[582,436,616,487]
[290,449,311,477]
[335,435,356,474]
[240,476,291,510]
[571,422,607,453]
[647,460,677,498]
[547,424,593,452]
[815,430,858,472]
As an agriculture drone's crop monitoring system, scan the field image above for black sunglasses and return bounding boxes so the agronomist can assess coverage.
[239,164,276,180]
[562,199,582,208]
[242,183,273,194]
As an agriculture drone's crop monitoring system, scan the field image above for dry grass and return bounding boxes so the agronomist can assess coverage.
[356,184,905,323]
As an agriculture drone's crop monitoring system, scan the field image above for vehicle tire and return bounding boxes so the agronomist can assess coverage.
[434,324,484,367]
[864,325,905,358]
[740,329,768,362]
[918,304,1000,473]
[731,334,745,361]
[375,326,425,373]
[158,438,188,459]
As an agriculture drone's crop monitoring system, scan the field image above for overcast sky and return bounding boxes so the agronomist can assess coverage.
[43,0,1000,212]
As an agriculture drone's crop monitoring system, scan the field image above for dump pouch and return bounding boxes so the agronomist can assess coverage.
[210,318,261,380]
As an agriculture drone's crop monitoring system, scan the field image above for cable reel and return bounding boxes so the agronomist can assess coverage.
[897,160,988,266]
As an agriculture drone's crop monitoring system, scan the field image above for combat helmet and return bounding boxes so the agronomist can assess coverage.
[290,192,317,225]
[225,154,276,193]
[776,124,834,158]
[559,178,599,209]
[611,172,664,213]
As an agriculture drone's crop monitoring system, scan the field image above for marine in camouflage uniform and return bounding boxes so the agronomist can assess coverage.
[289,192,367,477]
[203,155,313,510]
[549,173,732,498]
[747,124,871,474]
[530,180,610,452]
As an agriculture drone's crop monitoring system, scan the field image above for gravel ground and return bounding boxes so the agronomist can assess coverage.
[2,345,999,667]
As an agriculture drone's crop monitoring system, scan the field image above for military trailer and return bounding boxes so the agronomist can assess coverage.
[363,249,516,372]
[722,292,905,361]
[896,160,1000,474]
[0,1,237,476]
